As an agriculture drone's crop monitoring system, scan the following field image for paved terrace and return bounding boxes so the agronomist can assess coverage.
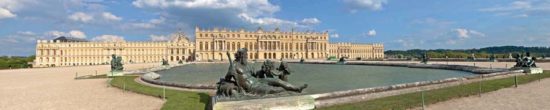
[0,63,164,110]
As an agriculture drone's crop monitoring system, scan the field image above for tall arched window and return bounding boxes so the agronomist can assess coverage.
[199,42,203,50]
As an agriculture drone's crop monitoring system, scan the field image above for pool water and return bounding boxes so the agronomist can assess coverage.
[156,63,474,94]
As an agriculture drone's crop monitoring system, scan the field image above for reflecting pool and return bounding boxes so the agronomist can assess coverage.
[156,63,474,94]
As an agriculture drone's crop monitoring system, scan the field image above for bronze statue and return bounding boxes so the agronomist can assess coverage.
[254,59,292,81]
[420,53,429,64]
[337,57,347,64]
[161,59,169,65]
[254,60,276,78]
[513,52,537,68]
[276,60,291,81]
[489,54,498,62]
[110,54,124,72]
[216,48,307,98]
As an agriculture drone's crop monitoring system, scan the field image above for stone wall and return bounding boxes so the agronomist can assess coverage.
[138,63,217,90]
[138,61,522,109]
[312,70,523,108]
[298,61,509,74]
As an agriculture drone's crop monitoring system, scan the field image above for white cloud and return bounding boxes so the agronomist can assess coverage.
[367,29,376,37]
[0,0,35,11]
[480,1,532,12]
[149,34,171,41]
[454,28,485,39]
[237,14,321,28]
[132,0,279,16]
[44,30,87,39]
[238,13,297,26]
[480,0,550,17]
[330,33,340,38]
[92,35,125,42]
[343,0,388,13]
[44,31,66,38]
[131,0,318,32]
[3,31,38,43]
[0,8,16,19]
[101,12,122,21]
[69,11,123,23]
[396,39,418,48]
[68,12,93,23]
[300,18,321,25]
[455,28,469,38]
[69,30,86,39]
[412,18,455,27]
[128,17,165,29]
[432,28,486,45]
[0,31,44,55]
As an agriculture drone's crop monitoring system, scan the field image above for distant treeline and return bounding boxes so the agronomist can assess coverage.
[385,46,550,58]
[0,55,35,69]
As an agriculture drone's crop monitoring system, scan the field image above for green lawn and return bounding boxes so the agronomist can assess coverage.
[319,71,550,110]
[110,76,210,110]
[109,71,550,110]
[0,56,34,69]
[75,74,108,79]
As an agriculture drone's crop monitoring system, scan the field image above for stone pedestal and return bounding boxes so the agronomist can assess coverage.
[523,67,543,74]
[107,71,125,76]
[214,95,315,110]
[143,72,161,80]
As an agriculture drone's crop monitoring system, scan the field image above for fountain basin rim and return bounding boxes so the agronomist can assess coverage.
[139,61,512,94]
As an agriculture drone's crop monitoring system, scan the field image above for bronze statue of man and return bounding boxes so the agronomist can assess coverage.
[255,60,277,78]
[110,54,123,72]
[217,48,307,97]
[110,54,117,71]
[276,60,291,81]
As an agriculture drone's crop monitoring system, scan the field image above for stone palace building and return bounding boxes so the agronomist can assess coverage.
[34,32,193,67]
[34,27,384,67]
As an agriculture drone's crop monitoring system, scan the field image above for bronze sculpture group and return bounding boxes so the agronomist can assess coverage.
[513,52,537,68]
[337,57,347,64]
[162,59,169,66]
[110,54,124,72]
[216,48,307,98]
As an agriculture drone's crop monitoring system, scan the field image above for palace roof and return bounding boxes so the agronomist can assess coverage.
[53,36,88,42]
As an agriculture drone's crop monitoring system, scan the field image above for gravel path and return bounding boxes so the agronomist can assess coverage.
[0,63,164,110]
[422,62,550,110]
[380,61,550,70]
[425,76,550,110]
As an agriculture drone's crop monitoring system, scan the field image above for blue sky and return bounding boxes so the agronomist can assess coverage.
[1,0,550,56]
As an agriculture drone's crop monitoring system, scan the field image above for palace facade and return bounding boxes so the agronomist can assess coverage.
[328,42,384,60]
[34,32,193,67]
[34,27,384,67]
[195,27,330,61]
